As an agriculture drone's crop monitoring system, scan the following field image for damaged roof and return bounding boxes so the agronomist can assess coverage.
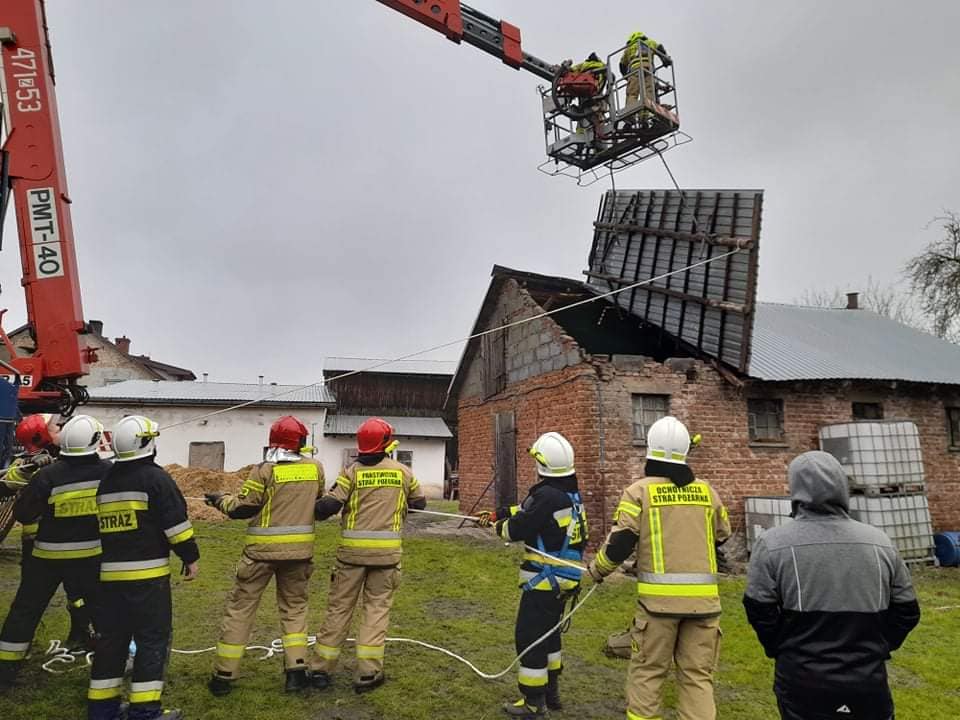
[324,414,452,439]
[87,380,335,406]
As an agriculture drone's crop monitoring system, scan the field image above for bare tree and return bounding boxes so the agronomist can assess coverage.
[796,276,921,327]
[905,212,960,341]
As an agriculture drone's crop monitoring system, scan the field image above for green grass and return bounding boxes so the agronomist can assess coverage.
[1,514,959,719]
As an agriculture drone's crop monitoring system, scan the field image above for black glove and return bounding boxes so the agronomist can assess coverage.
[204,492,224,509]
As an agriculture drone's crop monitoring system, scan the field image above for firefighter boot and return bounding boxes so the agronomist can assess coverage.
[311,671,332,691]
[0,661,19,689]
[284,669,309,693]
[546,676,562,711]
[354,672,385,694]
[207,674,233,697]
[502,696,548,718]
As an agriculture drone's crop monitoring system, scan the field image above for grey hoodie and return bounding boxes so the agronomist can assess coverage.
[743,451,920,709]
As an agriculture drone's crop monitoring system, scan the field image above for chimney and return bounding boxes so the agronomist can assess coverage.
[258,375,264,385]
[846,292,859,310]
[88,320,103,336]
[202,372,209,383]
[115,336,131,354]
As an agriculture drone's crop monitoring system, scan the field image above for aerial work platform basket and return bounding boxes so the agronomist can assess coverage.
[538,41,691,185]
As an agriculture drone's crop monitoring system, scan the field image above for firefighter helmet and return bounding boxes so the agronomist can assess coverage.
[111,415,160,462]
[269,416,309,451]
[357,417,394,455]
[16,414,56,453]
[528,432,575,477]
[60,415,104,457]
[646,416,690,465]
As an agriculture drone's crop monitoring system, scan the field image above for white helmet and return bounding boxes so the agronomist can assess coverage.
[111,415,160,462]
[528,432,575,478]
[59,415,104,457]
[646,416,690,465]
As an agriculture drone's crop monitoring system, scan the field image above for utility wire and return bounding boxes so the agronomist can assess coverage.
[159,248,743,432]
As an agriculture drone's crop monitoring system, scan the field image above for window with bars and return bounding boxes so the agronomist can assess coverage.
[852,402,884,420]
[948,407,960,448]
[396,450,414,469]
[632,394,669,443]
[748,399,785,442]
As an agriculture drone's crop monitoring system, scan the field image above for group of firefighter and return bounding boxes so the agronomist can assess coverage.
[0,406,921,720]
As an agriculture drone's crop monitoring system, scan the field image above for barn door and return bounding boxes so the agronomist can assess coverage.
[494,411,517,508]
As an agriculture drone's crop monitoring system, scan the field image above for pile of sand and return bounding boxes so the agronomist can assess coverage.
[165,464,256,521]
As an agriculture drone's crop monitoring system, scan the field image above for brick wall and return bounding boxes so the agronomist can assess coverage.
[456,286,960,545]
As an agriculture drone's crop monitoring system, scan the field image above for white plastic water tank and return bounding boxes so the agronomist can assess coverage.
[848,493,935,561]
[744,496,793,554]
[818,421,924,489]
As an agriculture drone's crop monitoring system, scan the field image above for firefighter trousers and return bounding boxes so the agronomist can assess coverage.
[0,556,99,672]
[310,561,401,682]
[626,605,721,720]
[625,53,656,120]
[515,588,567,700]
[213,555,313,678]
[88,578,172,720]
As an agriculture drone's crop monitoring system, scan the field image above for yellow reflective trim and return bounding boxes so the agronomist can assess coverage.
[273,463,319,483]
[88,687,124,700]
[547,657,562,671]
[648,483,711,508]
[98,500,148,512]
[648,507,664,574]
[168,527,195,545]
[53,497,99,518]
[705,508,717,573]
[314,644,340,659]
[245,533,315,545]
[355,469,403,489]
[508,506,520,517]
[616,500,642,518]
[129,689,163,703]
[393,482,405,533]
[627,710,663,720]
[595,549,618,573]
[20,522,39,536]
[49,488,99,503]
[346,480,360,530]
[0,650,27,661]
[637,582,719,598]
[217,643,245,659]
[33,546,102,560]
[356,644,384,659]
[98,509,138,534]
[339,537,401,549]
[101,566,171,582]
[242,480,265,493]
[261,485,273,528]
[72,598,86,609]
[283,634,308,648]
[335,476,351,490]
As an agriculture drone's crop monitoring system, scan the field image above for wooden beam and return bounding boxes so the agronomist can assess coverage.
[584,271,750,315]
[593,221,753,250]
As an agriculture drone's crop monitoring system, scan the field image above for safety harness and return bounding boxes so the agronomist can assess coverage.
[521,491,586,593]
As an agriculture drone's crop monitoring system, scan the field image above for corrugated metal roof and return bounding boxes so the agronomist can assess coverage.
[324,357,457,376]
[585,189,763,373]
[324,414,452,439]
[87,380,335,406]
[749,303,960,384]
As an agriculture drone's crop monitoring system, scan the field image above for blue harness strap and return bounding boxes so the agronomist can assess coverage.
[522,491,585,593]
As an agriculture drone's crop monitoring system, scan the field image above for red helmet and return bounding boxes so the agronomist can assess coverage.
[17,414,55,453]
[268,415,308,451]
[357,417,394,455]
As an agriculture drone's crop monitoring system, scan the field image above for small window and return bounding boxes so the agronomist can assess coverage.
[632,394,669,443]
[852,402,883,420]
[482,327,507,399]
[189,441,225,471]
[396,450,414,469]
[948,407,960,448]
[748,399,785,443]
[104,378,125,385]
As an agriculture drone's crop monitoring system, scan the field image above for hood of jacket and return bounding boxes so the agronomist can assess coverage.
[645,459,695,487]
[788,450,849,517]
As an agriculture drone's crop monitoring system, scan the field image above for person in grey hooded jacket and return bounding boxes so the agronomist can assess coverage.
[743,451,920,720]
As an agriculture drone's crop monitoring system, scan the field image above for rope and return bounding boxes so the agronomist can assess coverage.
[158,250,741,432]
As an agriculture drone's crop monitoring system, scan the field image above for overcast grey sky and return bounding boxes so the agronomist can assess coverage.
[2,0,958,384]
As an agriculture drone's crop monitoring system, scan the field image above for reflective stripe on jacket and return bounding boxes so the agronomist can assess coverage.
[221,459,323,561]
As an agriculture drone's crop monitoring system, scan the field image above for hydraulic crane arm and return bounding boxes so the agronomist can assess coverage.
[0,0,88,414]
[375,1,557,81]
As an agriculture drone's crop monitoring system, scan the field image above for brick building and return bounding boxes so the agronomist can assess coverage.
[447,266,960,546]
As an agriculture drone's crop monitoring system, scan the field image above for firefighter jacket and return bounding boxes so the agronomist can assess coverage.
[13,455,111,560]
[318,455,425,567]
[218,458,323,561]
[496,474,588,593]
[96,457,199,582]
[620,31,668,73]
[4,457,44,540]
[592,470,730,616]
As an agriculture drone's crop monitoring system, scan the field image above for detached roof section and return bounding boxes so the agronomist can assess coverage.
[324,414,452,439]
[750,304,960,384]
[87,380,335,407]
[324,357,457,376]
